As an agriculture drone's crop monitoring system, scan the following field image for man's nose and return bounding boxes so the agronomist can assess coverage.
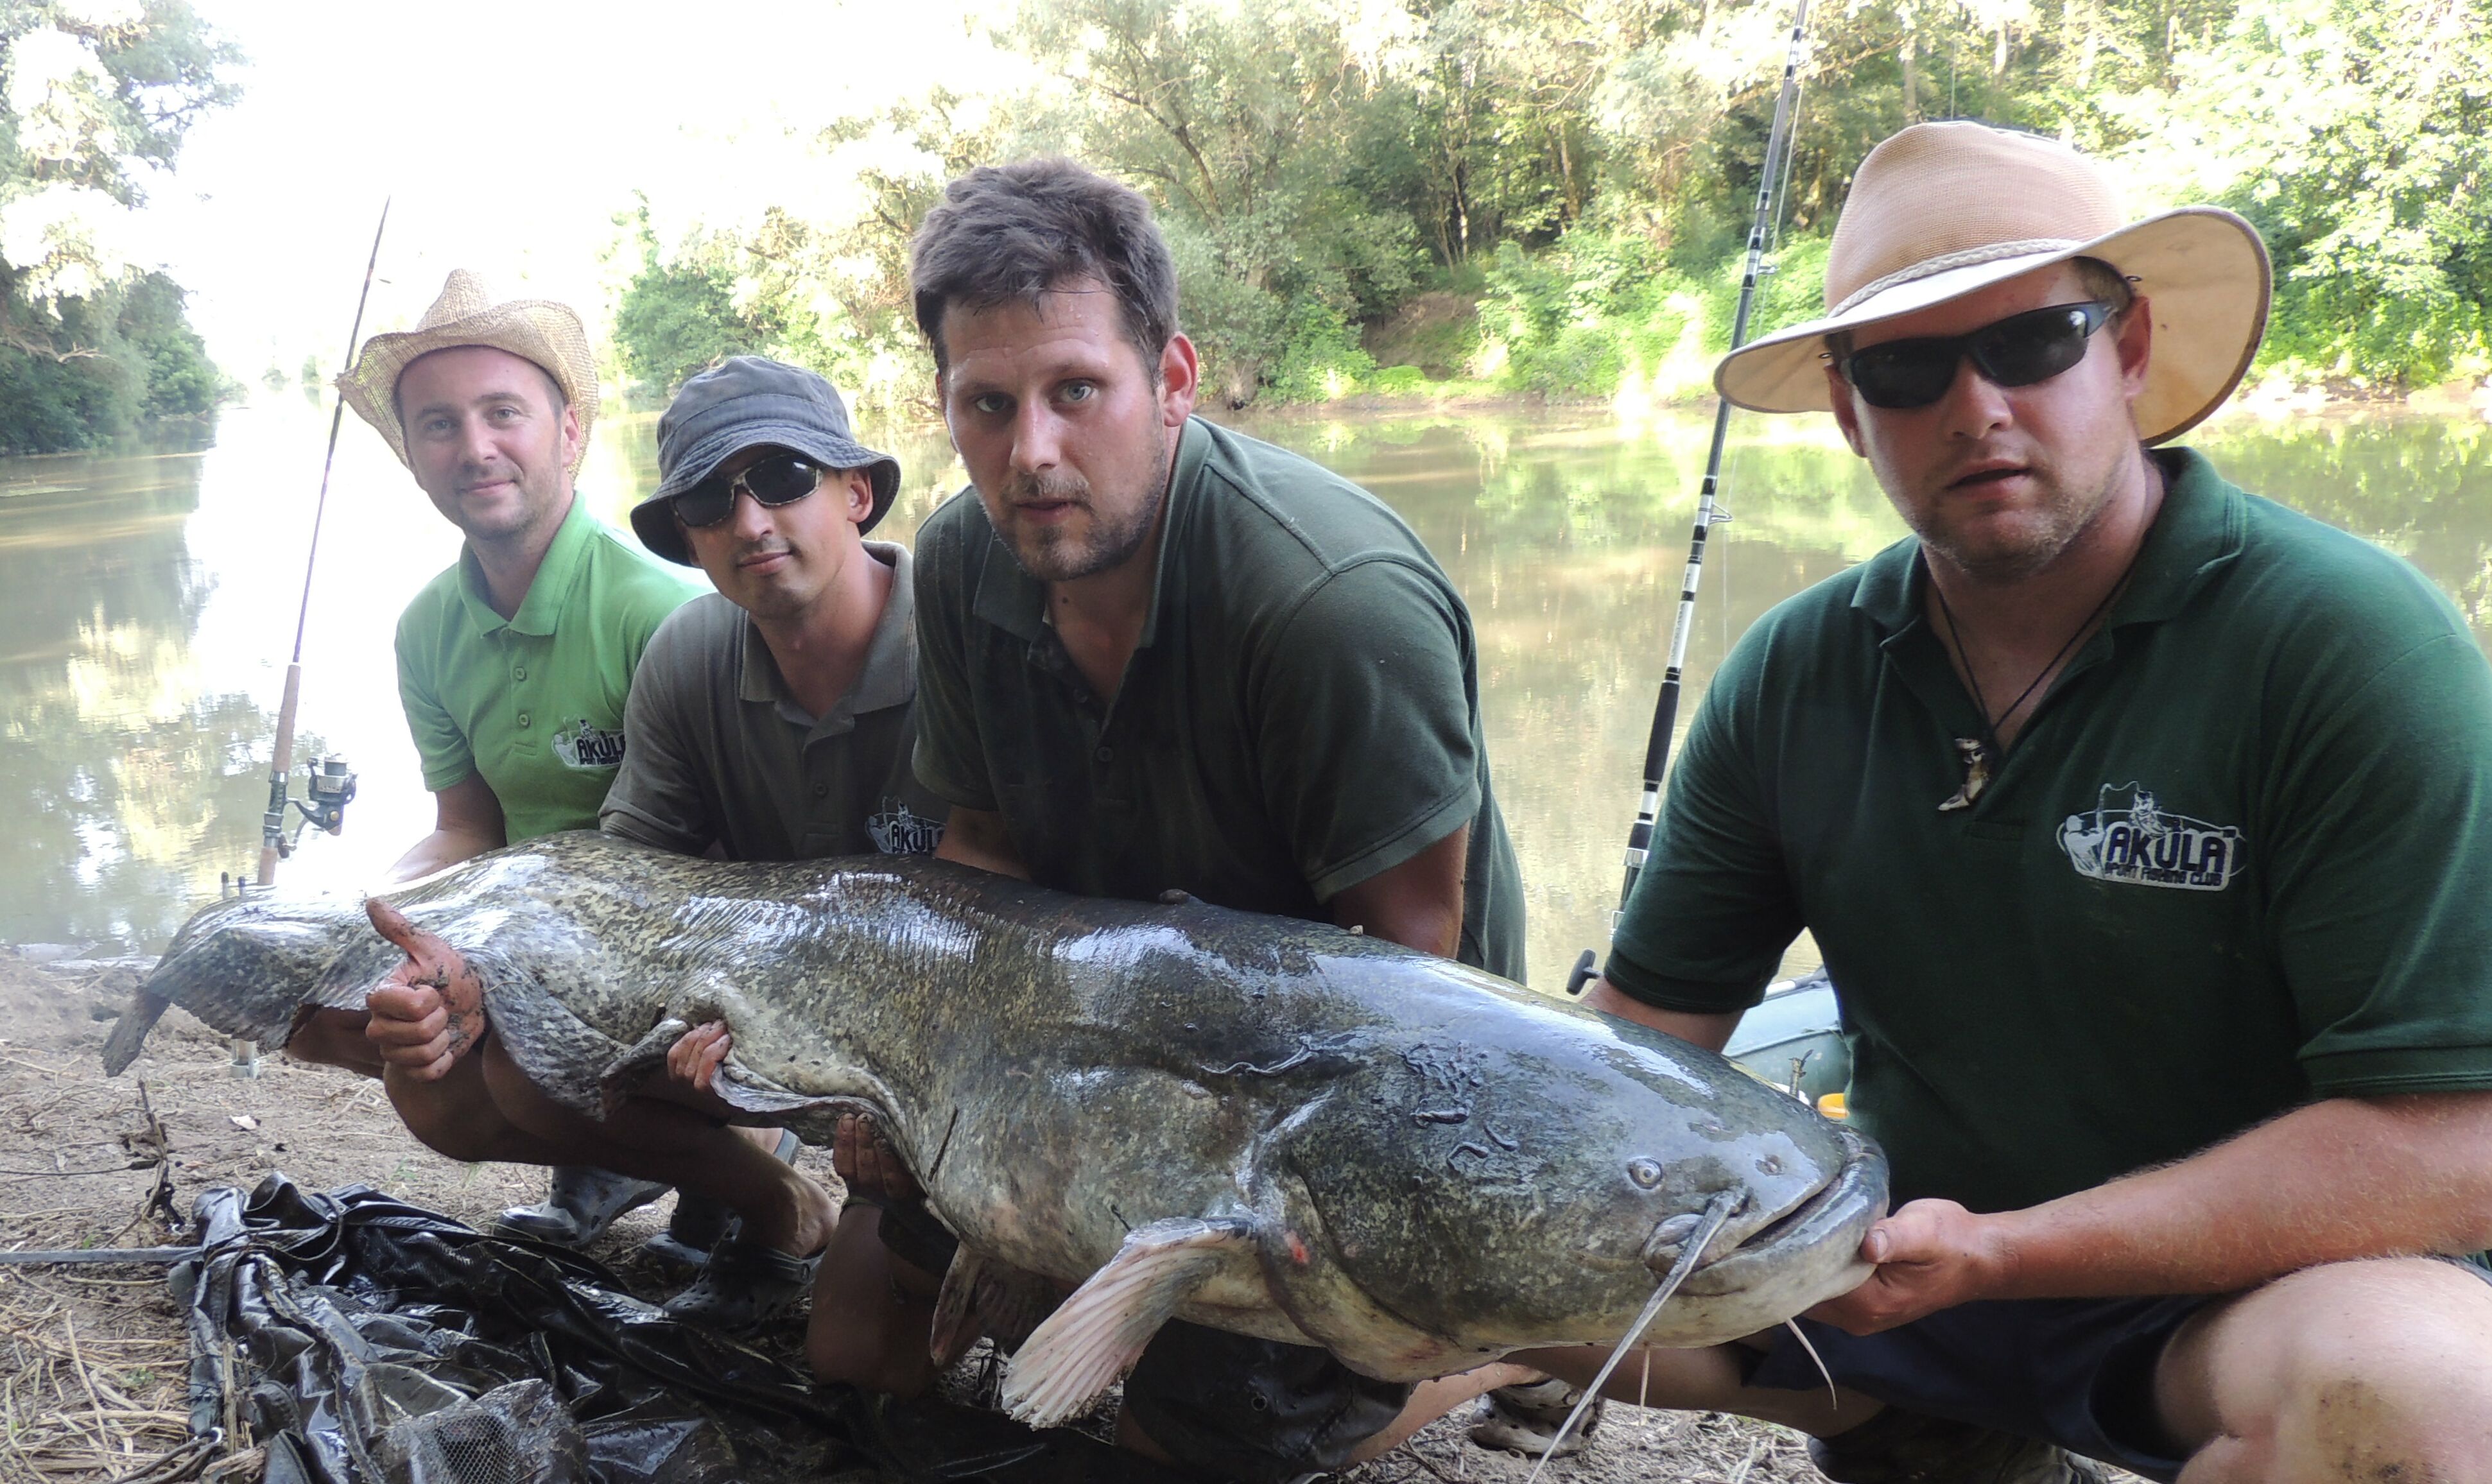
[1010,401,1064,474]
[456,413,501,467]
[1936,356,2014,436]
[726,486,774,539]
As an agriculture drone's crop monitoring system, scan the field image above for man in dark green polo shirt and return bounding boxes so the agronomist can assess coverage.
[1527,123,2492,1481]
[894,158,1534,1482]
[296,272,699,1251]
[598,356,947,1331]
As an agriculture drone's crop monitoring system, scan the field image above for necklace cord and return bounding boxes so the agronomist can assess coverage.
[1928,548,2140,755]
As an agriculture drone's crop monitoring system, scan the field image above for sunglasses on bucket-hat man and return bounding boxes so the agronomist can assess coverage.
[1713,121,2273,443]
[628,356,902,567]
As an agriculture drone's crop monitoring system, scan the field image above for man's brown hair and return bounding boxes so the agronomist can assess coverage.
[910,158,1180,378]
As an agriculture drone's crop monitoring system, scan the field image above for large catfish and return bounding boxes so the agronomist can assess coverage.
[104,832,1884,1424]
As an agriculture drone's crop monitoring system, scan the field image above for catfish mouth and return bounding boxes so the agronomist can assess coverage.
[1681,1125,1886,1297]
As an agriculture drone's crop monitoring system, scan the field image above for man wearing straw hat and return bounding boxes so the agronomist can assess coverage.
[294,271,702,1254]
[1522,122,2492,1481]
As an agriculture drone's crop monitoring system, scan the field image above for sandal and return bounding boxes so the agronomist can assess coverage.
[661,1228,823,1333]
[1469,1376,1604,1458]
[643,1129,802,1273]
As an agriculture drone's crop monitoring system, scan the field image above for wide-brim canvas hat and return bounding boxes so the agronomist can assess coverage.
[630,355,903,565]
[1716,121,2271,444]
[337,270,600,470]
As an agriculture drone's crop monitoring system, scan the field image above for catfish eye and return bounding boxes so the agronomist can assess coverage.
[1626,1159,1665,1189]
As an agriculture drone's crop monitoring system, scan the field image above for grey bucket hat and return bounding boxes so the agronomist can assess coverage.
[630,356,903,565]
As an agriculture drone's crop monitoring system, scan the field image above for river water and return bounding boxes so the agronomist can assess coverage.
[7,395,2489,993]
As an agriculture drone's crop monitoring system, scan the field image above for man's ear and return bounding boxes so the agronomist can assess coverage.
[559,399,585,467]
[840,469,876,526]
[2115,294,2153,402]
[1823,365,1867,456]
[1158,333,1200,426]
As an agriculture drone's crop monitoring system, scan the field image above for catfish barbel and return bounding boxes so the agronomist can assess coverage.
[103,831,1884,1424]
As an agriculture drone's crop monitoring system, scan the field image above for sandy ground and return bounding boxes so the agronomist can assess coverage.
[0,945,1841,1483]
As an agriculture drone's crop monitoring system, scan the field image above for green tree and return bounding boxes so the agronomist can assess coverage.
[0,0,238,451]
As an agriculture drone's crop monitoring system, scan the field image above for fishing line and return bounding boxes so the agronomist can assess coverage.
[1523,1189,1742,1483]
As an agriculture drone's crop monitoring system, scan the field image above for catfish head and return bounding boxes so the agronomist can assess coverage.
[1243,959,1886,1377]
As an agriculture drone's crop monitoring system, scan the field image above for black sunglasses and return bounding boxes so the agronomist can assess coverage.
[673,453,824,528]
[1837,300,2118,410]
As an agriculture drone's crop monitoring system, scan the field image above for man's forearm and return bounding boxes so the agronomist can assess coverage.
[1989,1091,2492,1298]
[383,827,499,884]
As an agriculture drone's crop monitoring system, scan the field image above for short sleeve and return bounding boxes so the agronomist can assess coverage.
[2267,632,2492,1095]
[394,611,474,794]
[908,499,999,811]
[598,611,715,856]
[1604,636,1804,1013]
[1252,557,1480,900]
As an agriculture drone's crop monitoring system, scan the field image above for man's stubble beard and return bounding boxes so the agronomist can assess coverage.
[1001,430,1173,584]
[1911,456,2123,587]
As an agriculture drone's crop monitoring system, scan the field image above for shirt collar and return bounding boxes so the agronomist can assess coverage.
[737,540,919,733]
[453,492,594,639]
[969,417,1210,649]
[1848,445,2244,636]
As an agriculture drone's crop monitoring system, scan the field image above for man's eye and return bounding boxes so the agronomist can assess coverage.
[1060,381,1096,404]
[971,393,1011,416]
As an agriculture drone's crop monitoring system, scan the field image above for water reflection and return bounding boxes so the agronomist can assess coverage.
[5,396,2489,988]
[0,432,282,948]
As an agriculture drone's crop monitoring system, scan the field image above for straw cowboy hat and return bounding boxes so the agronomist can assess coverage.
[1715,121,2271,444]
[337,270,600,470]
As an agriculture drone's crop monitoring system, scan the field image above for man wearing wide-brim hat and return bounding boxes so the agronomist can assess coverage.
[290,271,700,1255]
[1530,122,2492,1480]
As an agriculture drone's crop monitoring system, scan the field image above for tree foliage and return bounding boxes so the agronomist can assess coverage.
[612,0,2492,411]
[1,0,238,452]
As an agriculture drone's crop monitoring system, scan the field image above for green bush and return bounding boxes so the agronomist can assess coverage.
[1265,298,1380,402]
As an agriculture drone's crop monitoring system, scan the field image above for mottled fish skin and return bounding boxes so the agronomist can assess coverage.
[111,832,1886,1381]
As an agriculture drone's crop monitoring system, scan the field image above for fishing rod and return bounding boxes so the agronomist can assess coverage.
[1568,0,1812,995]
[229,200,388,1073]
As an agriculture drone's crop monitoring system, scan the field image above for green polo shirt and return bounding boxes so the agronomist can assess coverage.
[600,542,948,861]
[1609,447,2492,1214]
[913,416,1526,980]
[395,494,699,843]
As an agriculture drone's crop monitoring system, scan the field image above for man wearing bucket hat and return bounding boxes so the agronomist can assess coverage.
[597,356,948,1328]
[299,270,701,1254]
[1518,122,2492,1480]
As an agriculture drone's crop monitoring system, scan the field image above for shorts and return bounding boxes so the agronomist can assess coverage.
[875,1201,1412,1482]
[1747,1255,2492,1482]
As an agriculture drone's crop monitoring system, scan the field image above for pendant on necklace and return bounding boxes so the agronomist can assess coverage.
[1937,738,1992,812]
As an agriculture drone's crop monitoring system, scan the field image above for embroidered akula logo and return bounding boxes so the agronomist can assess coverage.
[869,797,944,856]
[551,719,627,770]
[2056,782,2245,892]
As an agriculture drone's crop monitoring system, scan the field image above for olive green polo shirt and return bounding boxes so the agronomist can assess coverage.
[1609,447,2492,1214]
[912,416,1526,981]
[600,543,947,861]
[394,494,699,842]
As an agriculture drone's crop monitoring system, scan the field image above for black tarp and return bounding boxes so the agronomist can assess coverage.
[171,1175,1175,1484]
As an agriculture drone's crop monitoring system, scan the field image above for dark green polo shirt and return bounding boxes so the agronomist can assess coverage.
[395,495,699,841]
[1609,447,2492,1214]
[912,416,1526,981]
[600,543,947,861]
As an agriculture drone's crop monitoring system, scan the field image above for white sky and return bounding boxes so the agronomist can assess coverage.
[150,0,1026,380]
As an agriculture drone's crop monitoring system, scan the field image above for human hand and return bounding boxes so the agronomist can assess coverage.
[361,899,487,1082]
[1804,1198,2012,1334]
[667,1021,733,1094]
[833,1111,921,1204]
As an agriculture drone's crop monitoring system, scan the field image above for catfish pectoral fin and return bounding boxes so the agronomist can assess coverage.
[931,1246,1063,1367]
[999,1217,1259,1428]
